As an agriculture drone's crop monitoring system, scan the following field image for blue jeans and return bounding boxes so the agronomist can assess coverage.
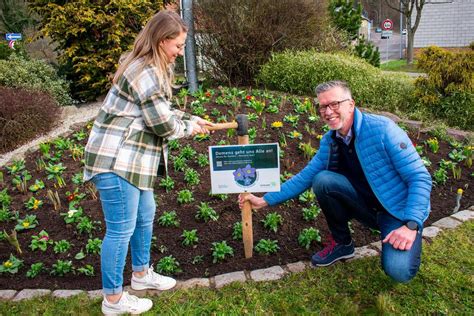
[312,170,423,283]
[91,172,155,294]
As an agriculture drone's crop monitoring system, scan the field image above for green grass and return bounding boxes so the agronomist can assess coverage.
[1,221,473,315]
[380,59,422,73]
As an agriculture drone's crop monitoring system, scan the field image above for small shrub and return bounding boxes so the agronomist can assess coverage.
[26,262,45,278]
[255,239,279,255]
[0,55,72,106]
[195,202,219,222]
[261,212,283,233]
[298,227,321,249]
[0,86,60,154]
[258,50,414,114]
[158,211,180,227]
[181,229,199,247]
[232,222,243,240]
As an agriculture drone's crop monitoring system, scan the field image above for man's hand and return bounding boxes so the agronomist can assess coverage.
[196,117,215,132]
[382,225,417,251]
[238,193,268,210]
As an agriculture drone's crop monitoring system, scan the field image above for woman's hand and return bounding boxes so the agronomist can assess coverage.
[238,193,268,210]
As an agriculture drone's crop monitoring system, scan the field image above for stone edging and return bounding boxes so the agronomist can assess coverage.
[1,207,472,302]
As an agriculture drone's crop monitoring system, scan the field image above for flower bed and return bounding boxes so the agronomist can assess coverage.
[0,87,472,290]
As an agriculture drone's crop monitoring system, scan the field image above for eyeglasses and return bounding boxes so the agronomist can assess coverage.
[318,99,351,113]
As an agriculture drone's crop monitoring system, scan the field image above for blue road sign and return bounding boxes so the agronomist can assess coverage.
[5,33,22,40]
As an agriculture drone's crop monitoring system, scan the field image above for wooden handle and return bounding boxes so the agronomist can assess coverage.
[240,192,253,258]
[206,121,238,131]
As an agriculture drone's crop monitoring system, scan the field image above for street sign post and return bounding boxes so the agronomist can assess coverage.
[5,33,22,41]
[381,19,393,61]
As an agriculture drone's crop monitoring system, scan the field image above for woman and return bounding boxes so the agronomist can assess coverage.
[84,10,213,315]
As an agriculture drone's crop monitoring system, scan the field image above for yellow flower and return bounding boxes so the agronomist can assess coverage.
[457,188,463,195]
[290,131,302,138]
[22,221,30,228]
[316,134,323,140]
[3,261,12,268]
[271,121,283,128]
[33,199,41,210]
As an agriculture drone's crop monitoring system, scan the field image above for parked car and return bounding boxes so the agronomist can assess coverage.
[402,28,407,35]
[375,27,382,33]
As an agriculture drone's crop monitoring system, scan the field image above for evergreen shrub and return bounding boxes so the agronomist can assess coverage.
[415,46,473,130]
[28,0,163,101]
[258,50,414,114]
[0,55,73,106]
[0,86,60,154]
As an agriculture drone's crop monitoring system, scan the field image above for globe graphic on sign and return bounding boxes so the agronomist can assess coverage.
[233,164,257,187]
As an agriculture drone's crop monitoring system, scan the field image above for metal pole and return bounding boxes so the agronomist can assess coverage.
[400,1,403,59]
[181,0,198,93]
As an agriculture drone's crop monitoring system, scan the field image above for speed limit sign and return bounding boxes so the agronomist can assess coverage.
[382,19,393,30]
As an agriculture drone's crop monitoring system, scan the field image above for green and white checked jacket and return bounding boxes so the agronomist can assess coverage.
[84,59,198,190]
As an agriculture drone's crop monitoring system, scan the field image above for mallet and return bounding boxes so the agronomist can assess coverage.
[207,115,253,258]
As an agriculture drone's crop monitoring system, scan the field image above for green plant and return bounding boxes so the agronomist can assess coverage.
[299,190,316,204]
[262,212,283,233]
[283,114,299,128]
[60,208,84,224]
[302,204,321,221]
[211,241,234,263]
[433,168,448,186]
[156,255,182,275]
[29,0,161,101]
[53,240,72,254]
[77,264,95,276]
[179,145,197,160]
[209,191,229,201]
[328,0,362,40]
[448,149,466,163]
[196,202,219,222]
[158,211,180,228]
[297,141,317,161]
[0,55,72,106]
[298,227,321,249]
[184,168,200,186]
[353,37,380,67]
[24,197,43,210]
[232,221,243,240]
[159,176,175,192]
[0,188,11,209]
[172,156,187,172]
[5,159,25,175]
[85,238,102,254]
[255,239,279,255]
[15,214,38,231]
[168,139,180,151]
[191,255,204,265]
[11,170,31,193]
[181,229,199,247]
[45,162,66,187]
[75,249,86,260]
[26,262,45,278]
[76,216,100,236]
[425,137,439,153]
[197,154,210,167]
[0,254,23,274]
[0,207,13,222]
[71,172,84,185]
[50,260,73,276]
[193,133,210,142]
[177,189,194,204]
[28,179,45,192]
[30,230,53,252]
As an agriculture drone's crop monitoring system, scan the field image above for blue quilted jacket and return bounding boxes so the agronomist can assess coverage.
[264,108,432,228]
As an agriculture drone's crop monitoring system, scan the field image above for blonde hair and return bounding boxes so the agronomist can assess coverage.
[113,10,188,98]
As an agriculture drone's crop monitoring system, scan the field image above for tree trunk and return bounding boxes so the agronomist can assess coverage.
[407,31,415,64]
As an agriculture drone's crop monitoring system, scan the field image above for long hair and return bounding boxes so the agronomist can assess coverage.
[113,10,188,98]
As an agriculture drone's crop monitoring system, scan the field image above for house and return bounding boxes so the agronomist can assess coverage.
[414,0,474,48]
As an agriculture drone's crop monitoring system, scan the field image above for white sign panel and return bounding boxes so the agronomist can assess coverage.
[209,143,280,194]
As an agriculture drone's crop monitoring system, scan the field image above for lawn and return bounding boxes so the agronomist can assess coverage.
[380,59,423,73]
[0,221,472,315]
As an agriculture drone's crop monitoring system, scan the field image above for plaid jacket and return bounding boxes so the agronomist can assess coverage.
[84,59,197,190]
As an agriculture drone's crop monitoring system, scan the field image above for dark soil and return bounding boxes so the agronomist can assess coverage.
[0,90,472,291]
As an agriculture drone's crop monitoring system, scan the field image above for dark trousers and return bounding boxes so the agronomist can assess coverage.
[312,170,423,283]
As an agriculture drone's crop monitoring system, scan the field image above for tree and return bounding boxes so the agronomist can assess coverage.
[0,0,36,33]
[385,0,426,65]
[328,0,362,40]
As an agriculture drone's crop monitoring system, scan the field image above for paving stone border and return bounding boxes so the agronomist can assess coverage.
[1,209,472,302]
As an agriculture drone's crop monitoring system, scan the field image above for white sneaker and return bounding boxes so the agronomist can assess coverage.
[101,291,152,315]
[131,266,177,291]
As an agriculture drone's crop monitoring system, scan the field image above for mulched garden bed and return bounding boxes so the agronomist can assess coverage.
[0,87,472,291]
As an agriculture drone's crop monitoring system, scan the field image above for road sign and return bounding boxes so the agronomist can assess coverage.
[381,30,393,39]
[5,33,22,40]
[209,143,280,194]
[382,19,393,31]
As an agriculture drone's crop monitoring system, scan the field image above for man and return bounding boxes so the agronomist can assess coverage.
[239,80,432,282]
